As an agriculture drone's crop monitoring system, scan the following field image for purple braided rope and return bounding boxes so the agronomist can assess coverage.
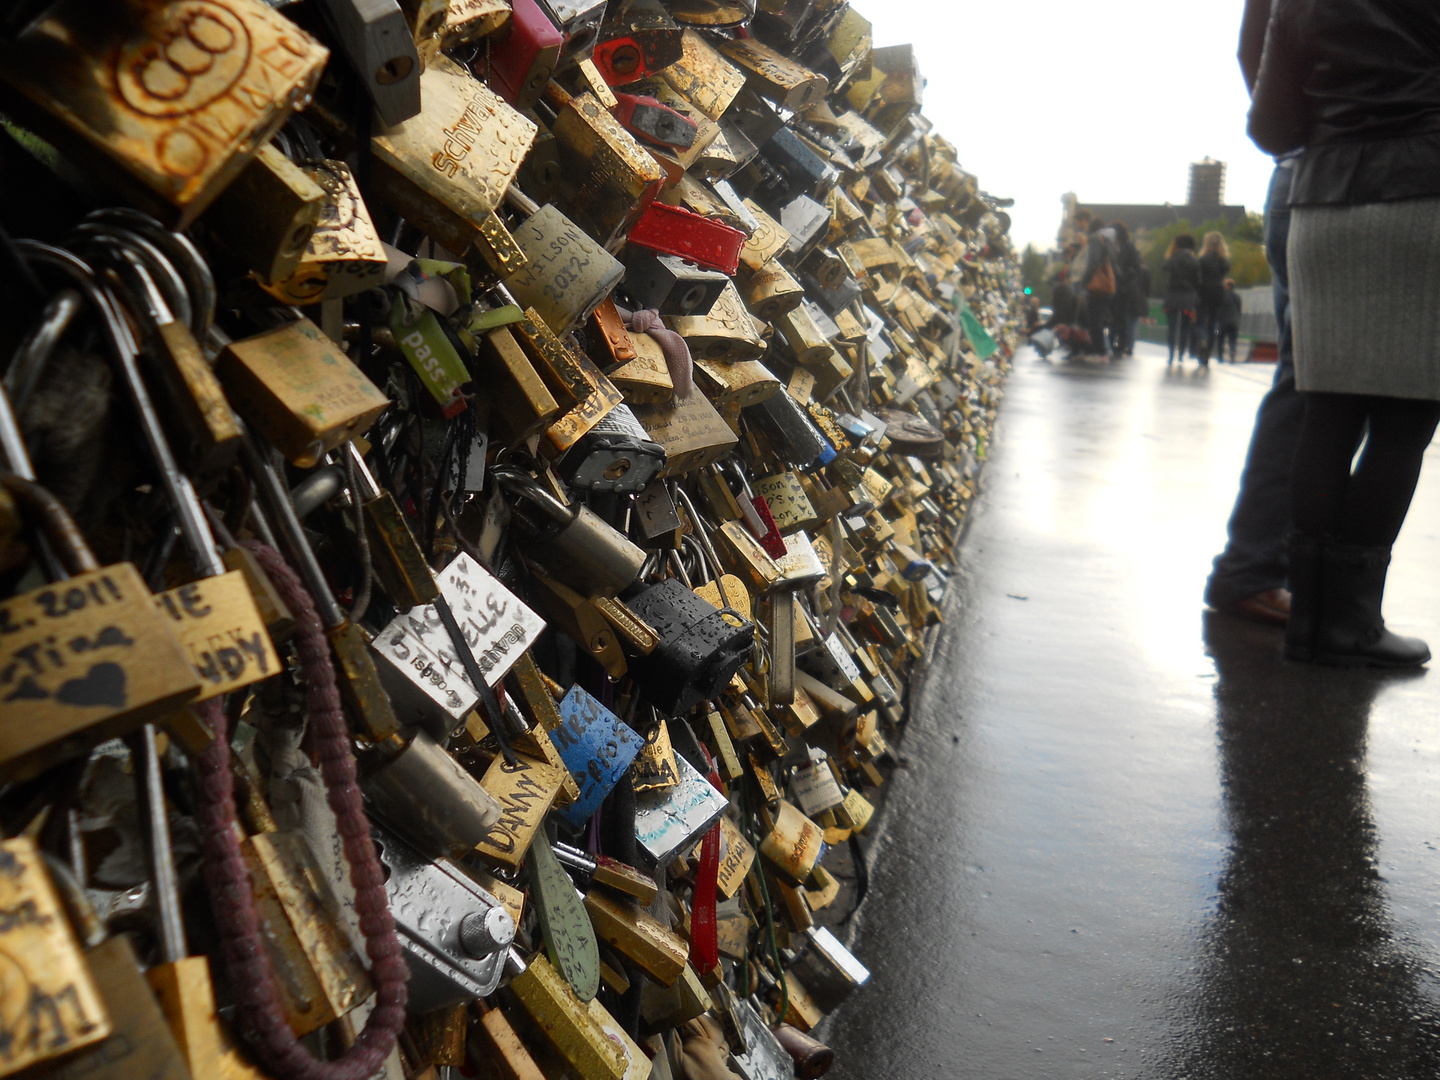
[618,305,694,398]
[194,542,407,1080]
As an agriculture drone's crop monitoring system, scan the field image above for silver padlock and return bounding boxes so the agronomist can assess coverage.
[315,0,423,125]
[363,729,503,860]
[372,820,516,1009]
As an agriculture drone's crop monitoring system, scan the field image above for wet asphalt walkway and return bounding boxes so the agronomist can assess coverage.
[821,344,1440,1079]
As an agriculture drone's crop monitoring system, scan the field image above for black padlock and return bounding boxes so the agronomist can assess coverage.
[621,576,753,713]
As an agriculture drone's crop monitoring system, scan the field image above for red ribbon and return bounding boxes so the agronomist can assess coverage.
[691,823,721,973]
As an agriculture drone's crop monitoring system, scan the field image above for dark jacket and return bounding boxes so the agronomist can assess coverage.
[1250,0,1440,205]
[1197,252,1231,300]
[1220,289,1244,330]
[1163,251,1201,311]
[1114,239,1146,318]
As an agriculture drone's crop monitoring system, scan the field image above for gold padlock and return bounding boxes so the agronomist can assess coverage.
[0,839,113,1078]
[473,750,568,868]
[0,0,328,226]
[216,318,390,468]
[202,144,326,286]
[471,326,563,445]
[659,29,748,121]
[669,281,767,363]
[739,258,806,321]
[608,331,675,405]
[716,36,829,112]
[0,474,200,782]
[371,56,539,259]
[631,388,738,478]
[260,160,389,305]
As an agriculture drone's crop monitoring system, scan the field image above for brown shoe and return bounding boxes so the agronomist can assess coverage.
[1226,587,1291,627]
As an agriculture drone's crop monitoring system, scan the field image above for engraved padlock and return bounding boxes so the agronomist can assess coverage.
[201,144,327,286]
[0,0,328,226]
[260,159,390,305]
[502,191,625,335]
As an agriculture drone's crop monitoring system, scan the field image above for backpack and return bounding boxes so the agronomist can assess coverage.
[1088,239,1116,296]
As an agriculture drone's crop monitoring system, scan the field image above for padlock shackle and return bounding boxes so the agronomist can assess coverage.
[4,288,82,415]
[72,224,189,330]
[85,208,215,339]
[14,241,226,580]
[0,472,100,574]
[491,466,574,529]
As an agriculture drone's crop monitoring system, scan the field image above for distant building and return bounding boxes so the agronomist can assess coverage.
[1058,159,1248,249]
[1188,157,1226,207]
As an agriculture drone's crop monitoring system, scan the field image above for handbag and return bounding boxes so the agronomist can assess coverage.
[1089,259,1116,296]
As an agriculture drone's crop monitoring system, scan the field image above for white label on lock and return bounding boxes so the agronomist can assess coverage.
[729,998,793,1080]
[633,754,728,867]
[790,761,844,817]
[402,553,546,690]
[374,616,479,724]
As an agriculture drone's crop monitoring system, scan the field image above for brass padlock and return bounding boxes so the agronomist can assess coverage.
[716,35,829,113]
[0,838,113,1077]
[545,85,667,248]
[0,473,200,782]
[217,318,390,468]
[631,388,739,477]
[0,0,328,226]
[508,301,626,456]
[506,954,627,1080]
[608,330,676,404]
[739,258,806,321]
[260,160,389,305]
[658,29,748,121]
[471,325,563,444]
[202,144,326,286]
[370,56,539,258]
[669,280,767,363]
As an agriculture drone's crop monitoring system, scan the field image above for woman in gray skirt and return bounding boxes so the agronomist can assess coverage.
[1250,0,1440,667]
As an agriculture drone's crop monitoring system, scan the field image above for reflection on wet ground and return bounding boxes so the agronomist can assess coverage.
[822,346,1440,1078]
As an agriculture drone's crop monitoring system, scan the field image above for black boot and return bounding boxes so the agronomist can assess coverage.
[1283,532,1323,662]
[1311,541,1430,667]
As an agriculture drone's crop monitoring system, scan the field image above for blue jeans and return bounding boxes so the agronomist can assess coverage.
[1205,162,1303,608]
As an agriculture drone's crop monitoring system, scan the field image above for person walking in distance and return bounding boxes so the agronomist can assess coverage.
[1218,279,1243,363]
[1110,221,1145,357]
[1162,234,1201,367]
[1249,0,1440,666]
[1082,218,1118,357]
[1195,232,1233,367]
[1205,0,1304,628]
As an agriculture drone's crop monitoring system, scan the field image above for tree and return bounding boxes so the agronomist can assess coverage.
[1020,245,1049,302]
[1141,214,1270,291]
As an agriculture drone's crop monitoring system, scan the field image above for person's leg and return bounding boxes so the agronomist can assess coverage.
[1181,311,1195,360]
[1166,309,1178,363]
[1290,393,1371,537]
[1336,396,1440,546]
[1205,163,1304,619]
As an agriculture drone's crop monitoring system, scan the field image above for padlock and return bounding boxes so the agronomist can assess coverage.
[635,755,730,877]
[372,819,517,1009]
[472,749,568,867]
[631,384,738,476]
[745,389,837,468]
[621,577,753,714]
[78,230,243,473]
[229,758,375,1037]
[777,194,833,260]
[789,748,845,818]
[657,29,747,119]
[669,280,766,363]
[623,249,729,317]
[716,35,829,113]
[371,610,480,737]
[546,683,645,826]
[260,160,390,305]
[364,726,504,859]
[31,854,192,1080]
[483,0,563,109]
[0,839,113,1077]
[0,0,328,227]
[739,257,807,322]
[506,299,626,455]
[552,842,660,903]
[471,325,564,444]
[590,0,682,85]
[584,888,689,985]
[613,90,699,148]
[0,473,200,782]
[396,0,450,65]
[315,0,423,124]
[544,85,667,247]
[693,357,781,410]
[217,318,390,468]
[738,200,793,272]
[496,470,646,596]
[506,954,627,1080]
[503,195,626,335]
[370,56,539,258]
[627,202,747,277]
[536,0,609,68]
[442,0,511,44]
[201,144,326,286]
[608,330,676,404]
[559,402,668,494]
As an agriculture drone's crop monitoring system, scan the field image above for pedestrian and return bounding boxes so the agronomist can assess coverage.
[1162,234,1200,367]
[1195,232,1232,366]
[1218,279,1242,362]
[1204,0,1304,629]
[1248,0,1440,666]
[1110,221,1145,357]
[1081,218,1116,357]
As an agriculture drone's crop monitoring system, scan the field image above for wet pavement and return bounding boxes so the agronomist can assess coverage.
[820,344,1440,1079]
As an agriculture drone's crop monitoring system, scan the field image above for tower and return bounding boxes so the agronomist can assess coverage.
[1188,158,1226,207]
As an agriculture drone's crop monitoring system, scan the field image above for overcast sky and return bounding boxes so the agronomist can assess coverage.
[861,0,1272,251]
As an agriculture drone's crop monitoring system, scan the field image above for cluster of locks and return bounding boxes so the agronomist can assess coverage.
[0,0,1019,1076]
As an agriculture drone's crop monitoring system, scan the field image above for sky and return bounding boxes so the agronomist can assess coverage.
[856,0,1273,252]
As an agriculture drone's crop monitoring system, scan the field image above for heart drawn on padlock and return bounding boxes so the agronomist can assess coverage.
[54,662,129,709]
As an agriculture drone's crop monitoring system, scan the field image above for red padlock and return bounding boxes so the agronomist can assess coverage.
[481,0,563,110]
[611,92,698,149]
[626,203,746,277]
